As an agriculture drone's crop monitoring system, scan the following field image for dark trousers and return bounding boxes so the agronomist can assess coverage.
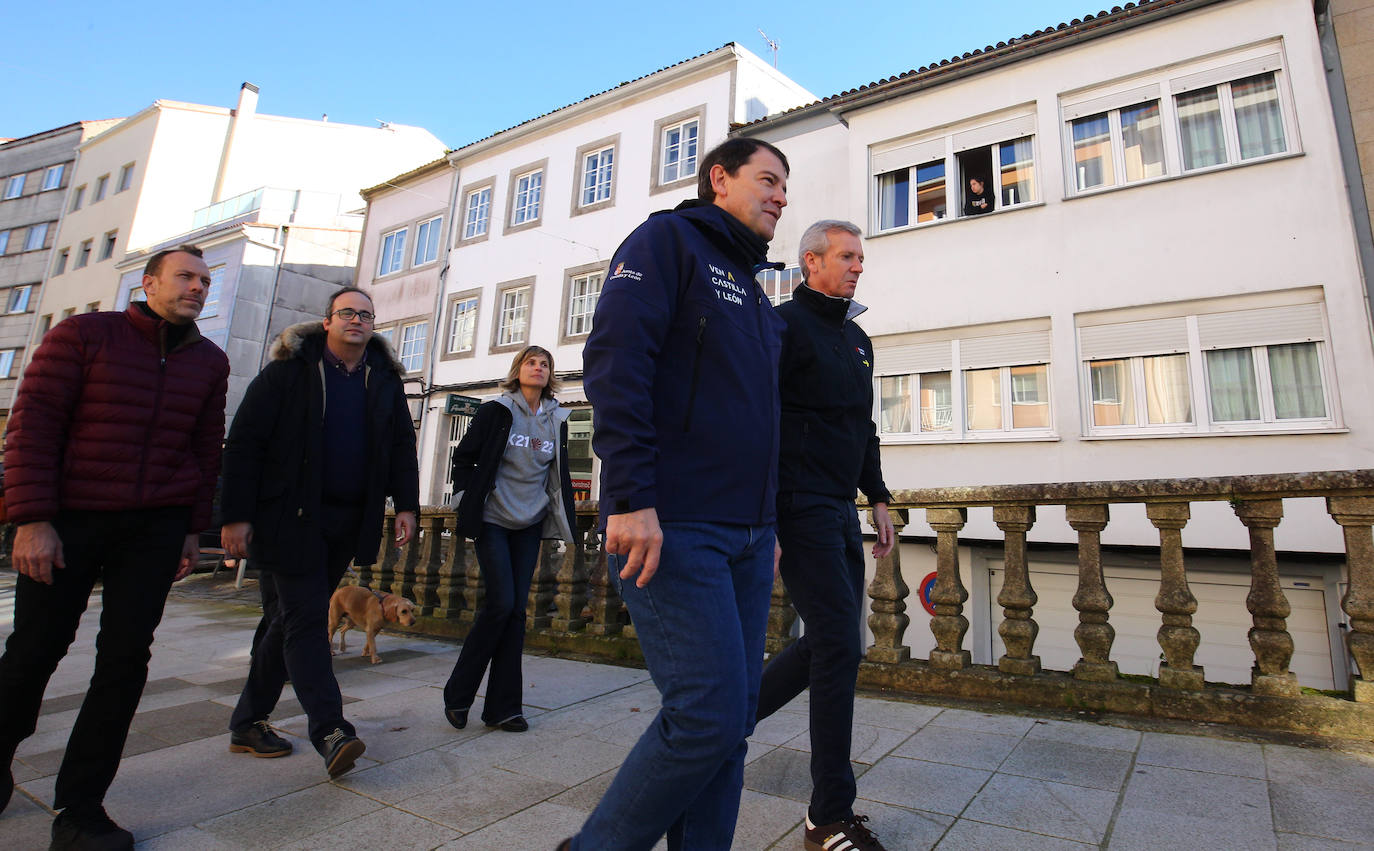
[756,492,866,824]
[0,507,190,809]
[229,504,360,751]
[443,521,542,724]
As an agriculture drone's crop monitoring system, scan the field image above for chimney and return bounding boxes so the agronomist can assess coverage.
[235,82,259,118]
[212,82,260,203]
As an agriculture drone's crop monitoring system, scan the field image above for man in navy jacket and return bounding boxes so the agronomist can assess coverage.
[569,138,789,851]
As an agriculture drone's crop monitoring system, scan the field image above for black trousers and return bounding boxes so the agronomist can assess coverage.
[229,503,361,751]
[0,506,190,809]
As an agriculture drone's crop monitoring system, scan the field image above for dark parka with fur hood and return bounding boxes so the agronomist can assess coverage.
[219,322,420,574]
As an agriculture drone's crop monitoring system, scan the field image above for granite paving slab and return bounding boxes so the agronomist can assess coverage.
[196,783,384,847]
[434,801,587,850]
[1271,778,1374,845]
[893,724,1022,770]
[281,805,461,851]
[961,772,1118,844]
[938,819,1098,849]
[1023,718,1142,752]
[928,707,1038,737]
[999,738,1134,791]
[857,755,991,816]
[400,765,565,834]
[1136,730,1267,778]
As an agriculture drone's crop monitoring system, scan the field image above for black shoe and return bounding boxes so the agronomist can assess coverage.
[49,803,134,850]
[320,728,365,779]
[229,720,292,758]
[444,706,470,730]
[556,840,571,851]
[486,714,529,732]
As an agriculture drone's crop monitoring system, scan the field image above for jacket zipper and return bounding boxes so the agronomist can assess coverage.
[683,316,707,431]
[137,330,170,505]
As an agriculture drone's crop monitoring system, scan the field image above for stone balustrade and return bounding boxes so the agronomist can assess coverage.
[351,470,1374,738]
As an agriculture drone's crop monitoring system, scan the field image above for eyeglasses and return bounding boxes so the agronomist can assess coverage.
[331,308,375,324]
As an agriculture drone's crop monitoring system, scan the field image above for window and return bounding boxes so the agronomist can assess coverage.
[62,307,76,320]
[4,175,24,199]
[0,350,15,379]
[1068,98,1166,192]
[757,264,803,306]
[202,266,224,318]
[76,240,92,269]
[1177,72,1287,170]
[566,272,602,337]
[85,301,100,313]
[42,165,64,191]
[1079,299,1333,435]
[6,286,32,314]
[461,184,492,241]
[443,413,474,504]
[0,231,8,254]
[24,223,48,252]
[38,315,51,336]
[661,118,699,185]
[373,326,396,348]
[54,248,69,275]
[70,185,85,211]
[399,321,427,372]
[510,168,543,227]
[413,216,442,266]
[117,162,135,193]
[129,287,145,302]
[576,140,616,210]
[877,328,1053,440]
[377,227,407,275]
[98,230,117,261]
[445,292,480,357]
[495,282,532,349]
[94,174,109,202]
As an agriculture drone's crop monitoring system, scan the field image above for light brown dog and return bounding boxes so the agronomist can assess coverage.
[328,585,418,664]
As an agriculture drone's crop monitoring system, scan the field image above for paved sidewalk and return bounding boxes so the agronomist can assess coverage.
[2,571,1373,850]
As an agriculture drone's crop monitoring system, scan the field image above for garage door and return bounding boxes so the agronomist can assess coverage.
[988,561,1334,690]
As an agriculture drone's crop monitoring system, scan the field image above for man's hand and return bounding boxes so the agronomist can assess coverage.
[394,511,417,547]
[175,534,200,581]
[14,521,65,585]
[605,507,663,588]
[871,503,896,559]
[774,539,782,579]
[221,522,253,560]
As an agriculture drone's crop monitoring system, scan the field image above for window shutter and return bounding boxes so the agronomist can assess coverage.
[1062,84,1161,121]
[952,114,1037,153]
[1196,303,1325,350]
[1079,317,1189,360]
[871,138,947,175]
[873,340,953,375]
[960,330,1051,369]
[1170,54,1282,94]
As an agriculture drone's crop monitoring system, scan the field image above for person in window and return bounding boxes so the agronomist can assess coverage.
[443,345,576,734]
[964,176,994,216]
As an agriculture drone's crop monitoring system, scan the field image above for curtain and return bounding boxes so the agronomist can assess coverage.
[1233,73,1286,160]
[1269,343,1326,419]
[880,375,911,433]
[879,171,909,230]
[1206,348,1260,421]
[1144,354,1193,424]
[1177,88,1226,170]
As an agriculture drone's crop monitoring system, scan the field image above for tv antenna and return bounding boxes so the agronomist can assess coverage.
[757,29,779,67]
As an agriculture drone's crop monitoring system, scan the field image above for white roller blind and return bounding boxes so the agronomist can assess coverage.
[952,114,1036,153]
[1196,303,1325,350]
[1062,84,1161,121]
[960,330,1051,369]
[1079,317,1190,360]
[1170,54,1282,94]
[874,340,952,375]
[871,138,946,175]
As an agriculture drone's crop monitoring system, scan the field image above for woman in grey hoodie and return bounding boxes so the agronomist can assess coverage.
[443,345,576,732]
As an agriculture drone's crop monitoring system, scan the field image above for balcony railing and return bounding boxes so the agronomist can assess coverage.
[358,469,1374,738]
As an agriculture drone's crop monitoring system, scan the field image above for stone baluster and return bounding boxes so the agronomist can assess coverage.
[1147,502,1203,689]
[1234,499,1299,697]
[525,541,559,630]
[926,507,970,671]
[1327,496,1374,702]
[1067,504,1117,682]
[433,517,467,619]
[460,541,485,625]
[993,505,1039,675]
[584,530,624,636]
[410,514,446,615]
[391,526,421,600]
[553,516,594,632]
[372,514,397,591]
[866,508,910,664]
[766,572,798,656]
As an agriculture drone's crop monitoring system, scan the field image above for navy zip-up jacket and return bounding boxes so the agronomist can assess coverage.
[584,200,786,529]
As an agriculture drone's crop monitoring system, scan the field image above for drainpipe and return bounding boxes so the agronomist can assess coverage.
[415,160,463,500]
[212,83,259,204]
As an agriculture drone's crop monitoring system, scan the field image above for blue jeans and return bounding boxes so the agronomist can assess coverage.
[573,521,775,851]
[756,492,866,824]
[443,521,543,724]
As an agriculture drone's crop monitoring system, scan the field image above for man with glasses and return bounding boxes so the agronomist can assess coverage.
[221,287,419,779]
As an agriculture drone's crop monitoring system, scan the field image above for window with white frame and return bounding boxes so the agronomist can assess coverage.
[566,272,602,337]
[462,185,492,240]
[24,223,48,252]
[877,329,1053,440]
[378,227,407,275]
[373,326,396,348]
[42,165,64,191]
[129,286,145,303]
[872,113,1037,232]
[661,118,699,185]
[4,175,24,199]
[117,162,135,193]
[447,294,479,355]
[443,413,474,504]
[94,174,109,202]
[757,264,803,306]
[1079,299,1334,435]
[6,286,32,314]
[497,285,531,347]
[70,185,85,211]
[399,321,427,372]
[98,230,117,261]
[202,265,224,318]
[580,145,614,207]
[0,350,15,379]
[511,169,543,226]
[413,216,442,266]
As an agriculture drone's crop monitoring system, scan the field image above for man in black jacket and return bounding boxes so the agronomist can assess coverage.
[756,220,895,851]
[220,287,419,779]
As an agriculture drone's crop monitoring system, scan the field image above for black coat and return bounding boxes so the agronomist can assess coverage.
[450,398,576,542]
[220,323,420,573]
[776,283,892,504]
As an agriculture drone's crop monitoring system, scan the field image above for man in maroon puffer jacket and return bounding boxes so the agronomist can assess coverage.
[0,245,228,850]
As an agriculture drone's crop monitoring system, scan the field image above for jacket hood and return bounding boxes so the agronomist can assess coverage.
[495,389,570,422]
[269,321,406,375]
[669,200,772,269]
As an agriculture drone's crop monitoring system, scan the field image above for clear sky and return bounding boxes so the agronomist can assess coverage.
[4,0,1107,149]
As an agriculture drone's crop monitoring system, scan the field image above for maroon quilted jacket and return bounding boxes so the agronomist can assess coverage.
[4,304,229,530]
